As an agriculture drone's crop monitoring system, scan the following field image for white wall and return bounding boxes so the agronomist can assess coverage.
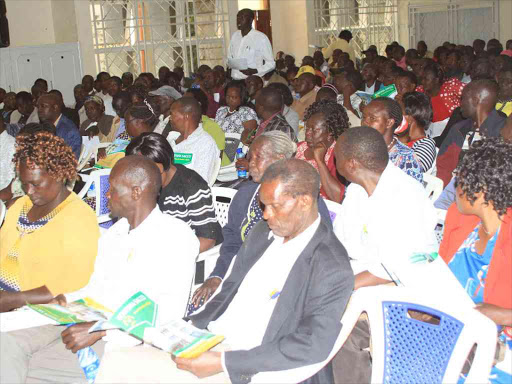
[6,0,55,47]
[270,0,310,60]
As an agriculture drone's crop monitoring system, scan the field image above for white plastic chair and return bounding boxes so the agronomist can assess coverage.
[77,168,114,228]
[253,286,497,384]
[194,187,238,288]
[209,157,222,187]
[423,173,444,201]
[0,200,6,228]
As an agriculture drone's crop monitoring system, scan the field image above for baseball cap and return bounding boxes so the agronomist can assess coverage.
[362,45,378,55]
[295,65,316,79]
[149,85,182,100]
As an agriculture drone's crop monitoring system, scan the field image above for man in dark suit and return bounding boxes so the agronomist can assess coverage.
[37,93,82,159]
[95,159,354,384]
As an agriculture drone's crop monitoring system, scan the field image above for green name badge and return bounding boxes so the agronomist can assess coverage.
[174,152,193,165]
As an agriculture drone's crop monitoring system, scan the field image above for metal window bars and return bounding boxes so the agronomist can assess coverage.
[89,0,229,77]
[313,0,398,59]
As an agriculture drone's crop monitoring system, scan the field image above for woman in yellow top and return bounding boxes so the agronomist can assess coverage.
[0,129,99,312]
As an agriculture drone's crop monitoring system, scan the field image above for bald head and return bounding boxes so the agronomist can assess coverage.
[111,155,162,200]
[261,158,320,199]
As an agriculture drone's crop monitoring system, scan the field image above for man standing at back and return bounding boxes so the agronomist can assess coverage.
[37,93,82,159]
[228,8,275,80]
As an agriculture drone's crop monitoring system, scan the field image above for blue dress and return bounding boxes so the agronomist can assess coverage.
[448,224,511,384]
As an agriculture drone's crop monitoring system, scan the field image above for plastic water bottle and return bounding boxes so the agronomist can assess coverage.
[236,148,248,179]
[77,346,100,384]
[66,324,100,383]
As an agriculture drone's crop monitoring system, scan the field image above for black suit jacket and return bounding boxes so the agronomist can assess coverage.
[190,218,354,384]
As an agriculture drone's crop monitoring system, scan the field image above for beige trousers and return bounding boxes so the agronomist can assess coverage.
[96,344,232,384]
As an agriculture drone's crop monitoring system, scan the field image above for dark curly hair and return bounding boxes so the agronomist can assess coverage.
[13,130,77,182]
[455,138,512,216]
[303,99,350,139]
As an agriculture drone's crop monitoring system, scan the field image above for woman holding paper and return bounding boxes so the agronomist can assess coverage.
[0,130,99,312]
[440,138,512,384]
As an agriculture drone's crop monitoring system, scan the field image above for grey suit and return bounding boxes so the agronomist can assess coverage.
[190,218,354,384]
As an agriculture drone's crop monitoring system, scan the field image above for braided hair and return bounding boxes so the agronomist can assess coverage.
[303,99,350,139]
[372,97,403,130]
[126,99,159,130]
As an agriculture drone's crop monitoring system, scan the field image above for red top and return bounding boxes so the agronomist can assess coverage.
[440,204,512,310]
[295,141,345,202]
[416,78,466,122]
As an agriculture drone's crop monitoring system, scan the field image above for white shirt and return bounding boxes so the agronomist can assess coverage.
[0,131,16,190]
[228,29,275,80]
[154,115,170,135]
[101,94,116,117]
[335,162,438,286]
[365,82,376,94]
[168,124,220,183]
[66,207,199,333]
[209,216,320,351]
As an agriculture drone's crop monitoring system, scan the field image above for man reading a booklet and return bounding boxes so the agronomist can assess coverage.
[94,159,354,384]
[0,155,200,383]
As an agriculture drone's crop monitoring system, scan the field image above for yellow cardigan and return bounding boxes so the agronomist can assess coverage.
[0,193,99,295]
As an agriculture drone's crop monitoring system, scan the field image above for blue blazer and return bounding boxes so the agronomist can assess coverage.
[56,114,82,160]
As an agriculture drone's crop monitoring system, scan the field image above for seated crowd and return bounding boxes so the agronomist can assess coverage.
[0,11,511,383]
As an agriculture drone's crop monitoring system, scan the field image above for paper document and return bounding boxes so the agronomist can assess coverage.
[228,58,248,70]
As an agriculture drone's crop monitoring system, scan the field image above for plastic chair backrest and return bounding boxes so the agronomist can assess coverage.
[252,286,496,384]
[382,301,463,383]
[0,200,6,228]
[77,168,112,217]
[209,157,222,187]
[353,287,496,384]
[211,187,237,227]
[423,173,444,201]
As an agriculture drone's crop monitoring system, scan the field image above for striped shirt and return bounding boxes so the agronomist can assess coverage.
[158,165,223,244]
[409,138,437,173]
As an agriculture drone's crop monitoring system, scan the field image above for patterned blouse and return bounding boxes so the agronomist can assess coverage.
[389,139,423,184]
[215,106,258,134]
[416,78,466,122]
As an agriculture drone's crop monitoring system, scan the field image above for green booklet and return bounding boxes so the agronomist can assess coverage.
[371,83,397,99]
[28,292,158,340]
